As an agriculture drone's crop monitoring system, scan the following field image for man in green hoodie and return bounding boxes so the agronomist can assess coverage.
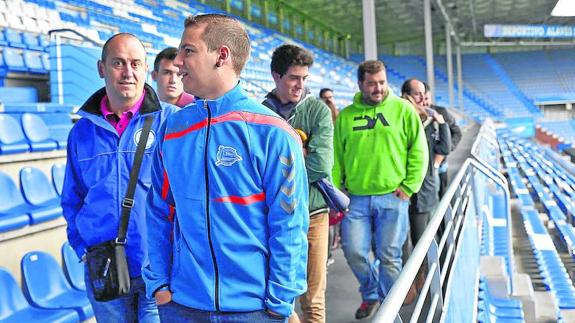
[333,60,428,320]
[263,44,333,323]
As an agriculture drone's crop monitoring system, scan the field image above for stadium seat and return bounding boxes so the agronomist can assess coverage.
[3,48,28,72]
[0,114,30,154]
[0,172,31,232]
[61,241,85,291]
[19,167,62,224]
[20,113,58,151]
[21,251,93,321]
[23,51,45,74]
[52,163,66,196]
[23,32,44,51]
[0,267,79,323]
[4,29,26,49]
[0,28,7,46]
[42,52,50,70]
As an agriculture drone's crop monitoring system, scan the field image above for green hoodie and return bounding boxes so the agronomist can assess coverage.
[263,92,334,216]
[333,90,428,196]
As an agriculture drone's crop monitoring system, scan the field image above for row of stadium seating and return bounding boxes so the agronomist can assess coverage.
[1,48,50,75]
[477,277,525,322]
[0,242,93,322]
[0,164,64,232]
[499,134,575,318]
[0,29,49,52]
[0,113,67,154]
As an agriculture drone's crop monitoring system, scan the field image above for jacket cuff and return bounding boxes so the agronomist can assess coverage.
[400,184,414,197]
[265,298,292,318]
[142,265,170,299]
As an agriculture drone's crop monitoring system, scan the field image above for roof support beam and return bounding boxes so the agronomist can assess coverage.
[434,0,461,44]
[362,0,378,60]
[446,26,454,109]
[424,0,435,100]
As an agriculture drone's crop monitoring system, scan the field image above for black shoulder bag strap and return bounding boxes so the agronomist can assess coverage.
[116,115,154,244]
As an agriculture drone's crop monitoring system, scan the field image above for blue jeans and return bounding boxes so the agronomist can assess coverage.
[341,194,409,302]
[158,301,287,322]
[85,269,159,323]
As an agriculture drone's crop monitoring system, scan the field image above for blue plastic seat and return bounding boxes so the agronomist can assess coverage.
[52,163,66,196]
[23,32,44,51]
[3,48,27,73]
[61,241,85,291]
[0,30,8,47]
[19,166,62,224]
[4,29,26,49]
[42,52,50,70]
[21,251,93,321]
[0,267,79,323]
[23,51,45,74]
[20,113,58,151]
[0,114,30,154]
[48,124,71,150]
[0,172,31,232]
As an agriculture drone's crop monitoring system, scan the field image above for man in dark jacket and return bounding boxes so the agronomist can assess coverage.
[402,79,451,245]
[263,44,334,323]
[423,82,462,198]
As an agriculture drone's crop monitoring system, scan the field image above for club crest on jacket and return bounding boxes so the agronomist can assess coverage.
[216,145,243,166]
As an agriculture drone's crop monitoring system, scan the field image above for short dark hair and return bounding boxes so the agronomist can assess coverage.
[101,33,146,62]
[153,47,177,72]
[319,88,333,98]
[357,60,386,82]
[270,44,314,77]
[401,78,417,96]
[184,14,250,75]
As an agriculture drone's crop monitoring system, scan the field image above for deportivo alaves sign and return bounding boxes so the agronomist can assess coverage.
[484,24,575,38]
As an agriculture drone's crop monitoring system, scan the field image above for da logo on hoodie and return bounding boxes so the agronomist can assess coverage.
[216,145,243,166]
[133,128,156,149]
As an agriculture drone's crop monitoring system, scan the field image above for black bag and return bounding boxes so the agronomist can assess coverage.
[85,116,153,301]
[86,240,130,301]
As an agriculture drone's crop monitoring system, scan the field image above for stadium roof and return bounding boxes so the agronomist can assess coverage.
[288,0,575,48]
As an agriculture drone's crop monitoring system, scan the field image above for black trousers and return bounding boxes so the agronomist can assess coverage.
[438,171,448,199]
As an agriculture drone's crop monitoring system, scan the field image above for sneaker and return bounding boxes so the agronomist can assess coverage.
[327,257,335,267]
[355,300,380,320]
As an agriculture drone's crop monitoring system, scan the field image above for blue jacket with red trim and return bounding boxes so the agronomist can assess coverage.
[142,84,309,317]
[61,84,176,278]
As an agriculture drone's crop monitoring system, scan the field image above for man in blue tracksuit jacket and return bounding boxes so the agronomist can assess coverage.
[61,33,175,322]
[142,14,309,321]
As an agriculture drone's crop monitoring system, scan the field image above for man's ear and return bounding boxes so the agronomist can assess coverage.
[215,46,230,68]
[97,60,105,78]
[151,70,158,81]
[272,71,281,83]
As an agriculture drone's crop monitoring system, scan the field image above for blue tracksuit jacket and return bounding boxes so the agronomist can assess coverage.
[142,84,309,317]
[61,84,176,278]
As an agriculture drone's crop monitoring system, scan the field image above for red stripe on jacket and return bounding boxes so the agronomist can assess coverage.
[161,169,170,200]
[214,192,266,205]
[164,111,301,144]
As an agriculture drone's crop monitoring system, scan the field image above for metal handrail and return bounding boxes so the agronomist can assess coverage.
[470,122,514,294]
[374,157,510,322]
[48,28,104,47]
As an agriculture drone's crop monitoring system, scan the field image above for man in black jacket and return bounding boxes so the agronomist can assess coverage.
[423,82,462,198]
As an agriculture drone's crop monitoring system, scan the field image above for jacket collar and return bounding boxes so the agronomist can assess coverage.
[79,83,162,117]
[195,82,249,115]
